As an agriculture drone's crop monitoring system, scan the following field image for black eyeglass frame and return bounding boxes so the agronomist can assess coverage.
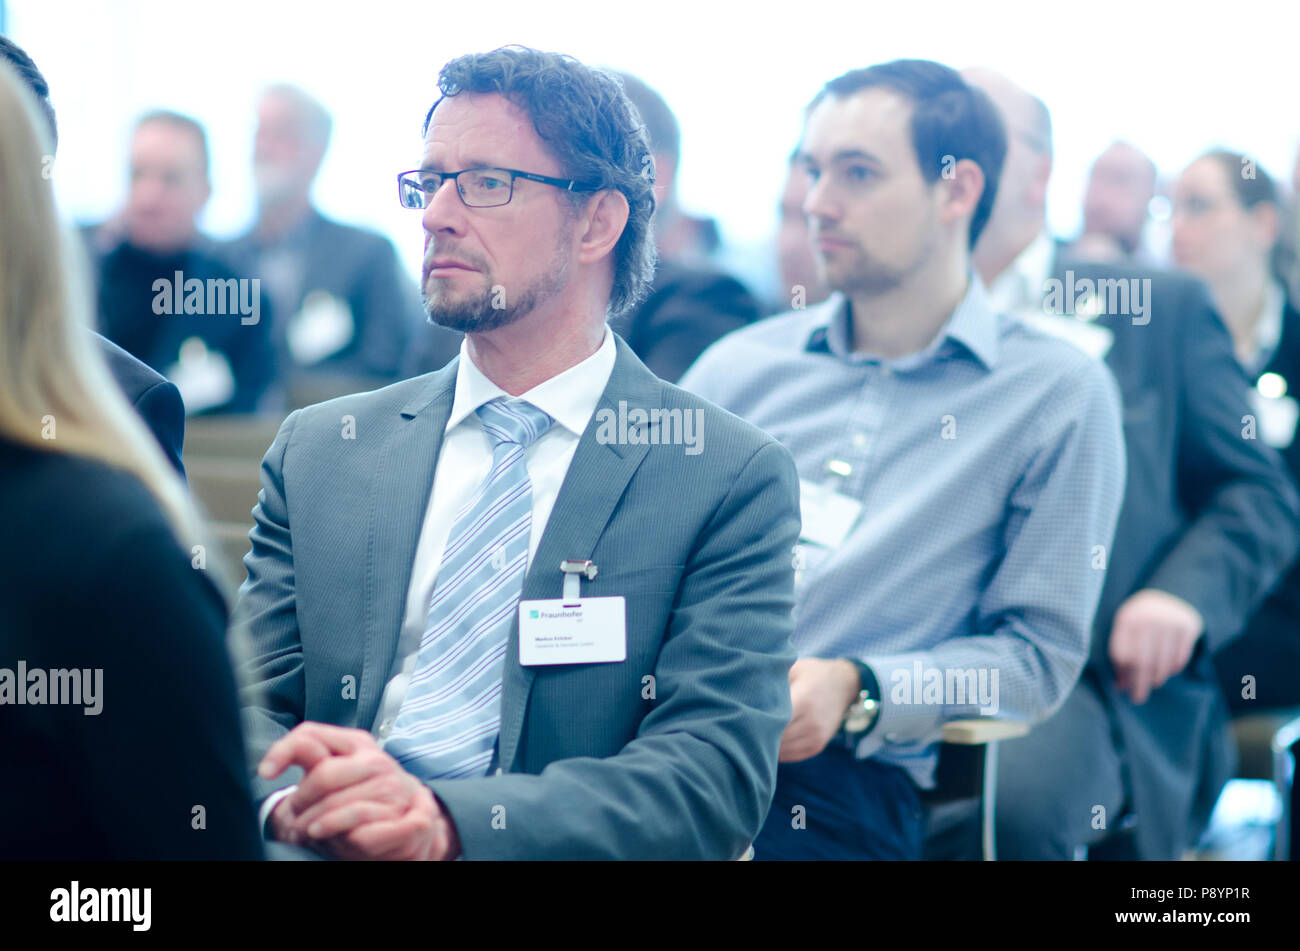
[397,167,601,209]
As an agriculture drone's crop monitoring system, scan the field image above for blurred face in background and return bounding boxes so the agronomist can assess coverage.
[1172,156,1276,284]
[253,92,325,206]
[800,87,941,297]
[1082,144,1156,254]
[777,160,828,302]
[125,120,209,254]
[962,69,1049,244]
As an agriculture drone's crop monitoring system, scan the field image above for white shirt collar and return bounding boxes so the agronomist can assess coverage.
[446,325,617,436]
[1242,280,1287,376]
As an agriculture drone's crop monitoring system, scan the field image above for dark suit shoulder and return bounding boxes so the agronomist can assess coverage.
[648,260,754,296]
[95,332,186,475]
[0,440,179,583]
[310,212,394,255]
[97,331,168,401]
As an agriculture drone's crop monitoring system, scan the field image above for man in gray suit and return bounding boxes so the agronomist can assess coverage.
[236,46,801,861]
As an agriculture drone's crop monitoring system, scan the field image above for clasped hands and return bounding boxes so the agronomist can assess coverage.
[259,722,461,860]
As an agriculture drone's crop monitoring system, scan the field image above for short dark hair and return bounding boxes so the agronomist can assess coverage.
[0,35,57,151]
[134,109,210,178]
[1202,149,1279,211]
[424,46,657,320]
[811,59,1007,248]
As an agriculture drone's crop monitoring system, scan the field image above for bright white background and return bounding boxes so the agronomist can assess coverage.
[7,0,1299,298]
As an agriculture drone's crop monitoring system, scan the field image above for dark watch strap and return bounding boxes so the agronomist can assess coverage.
[849,659,881,701]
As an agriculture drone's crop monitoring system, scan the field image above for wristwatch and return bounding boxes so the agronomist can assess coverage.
[841,659,880,735]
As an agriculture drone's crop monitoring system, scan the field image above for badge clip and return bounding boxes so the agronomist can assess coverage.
[560,559,598,605]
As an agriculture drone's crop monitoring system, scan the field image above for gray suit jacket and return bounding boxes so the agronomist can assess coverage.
[234,335,801,859]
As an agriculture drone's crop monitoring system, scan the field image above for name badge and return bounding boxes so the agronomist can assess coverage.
[1248,388,1299,449]
[799,479,864,550]
[518,597,627,665]
[288,290,356,366]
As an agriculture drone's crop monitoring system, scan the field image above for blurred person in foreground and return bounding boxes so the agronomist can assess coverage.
[963,68,1300,860]
[226,84,434,404]
[0,60,262,860]
[682,59,1125,860]
[88,110,274,415]
[1171,150,1300,712]
[0,34,185,475]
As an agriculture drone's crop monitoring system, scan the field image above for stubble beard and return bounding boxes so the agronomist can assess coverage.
[423,242,571,334]
[824,234,935,299]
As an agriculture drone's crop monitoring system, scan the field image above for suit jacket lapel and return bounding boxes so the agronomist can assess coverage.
[496,336,663,770]
[356,361,458,729]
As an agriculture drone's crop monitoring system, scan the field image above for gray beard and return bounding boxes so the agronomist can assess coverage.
[423,245,571,334]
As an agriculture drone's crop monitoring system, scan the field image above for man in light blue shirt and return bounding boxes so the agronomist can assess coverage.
[680,59,1126,860]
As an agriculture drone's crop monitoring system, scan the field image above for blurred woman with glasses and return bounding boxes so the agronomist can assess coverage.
[0,61,262,859]
[1172,149,1300,712]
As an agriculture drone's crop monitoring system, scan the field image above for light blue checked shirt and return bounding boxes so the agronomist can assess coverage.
[680,277,1126,789]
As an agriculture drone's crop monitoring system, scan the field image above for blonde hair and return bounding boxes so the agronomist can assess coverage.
[0,61,206,556]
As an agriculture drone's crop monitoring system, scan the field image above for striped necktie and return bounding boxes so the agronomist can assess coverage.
[385,397,553,780]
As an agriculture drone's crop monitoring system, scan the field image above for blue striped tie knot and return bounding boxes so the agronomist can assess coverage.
[476,398,552,450]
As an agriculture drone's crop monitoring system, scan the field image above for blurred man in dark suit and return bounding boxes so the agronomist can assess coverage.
[0,34,186,476]
[225,84,434,402]
[88,111,275,415]
[606,71,763,382]
[963,67,1300,860]
[1068,141,1159,265]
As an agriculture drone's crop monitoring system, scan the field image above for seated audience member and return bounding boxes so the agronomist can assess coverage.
[236,46,801,861]
[0,61,262,860]
[602,71,763,382]
[964,68,1300,860]
[0,34,185,475]
[680,60,1125,861]
[87,111,274,415]
[225,84,437,400]
[1066,141,1159,265]
[1170,151,1300,711]
[773,150,830,312]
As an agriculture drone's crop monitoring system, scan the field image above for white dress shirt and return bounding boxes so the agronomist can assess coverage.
[1239,278,1286,376]
[260,327,616,833]
[985,229,1056,315]
[373,328,617,745]
[991,230,1115,360]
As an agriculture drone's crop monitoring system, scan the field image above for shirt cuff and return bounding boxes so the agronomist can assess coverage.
[259,785,297,840]
[852,651,946,758]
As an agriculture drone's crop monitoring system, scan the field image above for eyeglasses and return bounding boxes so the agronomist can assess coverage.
[397,167,599,209]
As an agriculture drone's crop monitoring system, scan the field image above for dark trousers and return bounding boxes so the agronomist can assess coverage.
[992,677,1125,860]
[752,745,923,860]
[922,680,1128,860]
